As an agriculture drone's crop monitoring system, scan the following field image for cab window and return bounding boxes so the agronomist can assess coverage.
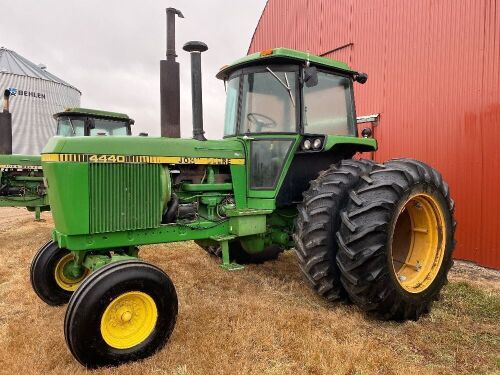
[239,68,297,134]
[223,77,240,136]
[303,72,355,136]
[90,119,129,136]
[56,117,85,136]
[250,139,294,189]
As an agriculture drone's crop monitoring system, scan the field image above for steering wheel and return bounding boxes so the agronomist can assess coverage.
[247,113,277,132]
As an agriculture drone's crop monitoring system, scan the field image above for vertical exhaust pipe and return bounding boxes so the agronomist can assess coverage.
[183,41,208,141]
[2,89,10,112]
[0,89,12,154]
[160,7,184,138]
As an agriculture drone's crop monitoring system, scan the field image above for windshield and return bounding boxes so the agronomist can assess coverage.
[56,117,129,137]
[90,118,129,136]
[303,72,355,135]
[239,68,297,133]
[56,117,85,136]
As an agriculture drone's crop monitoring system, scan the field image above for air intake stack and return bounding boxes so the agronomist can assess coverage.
[183,41,208,141]
[160,7,184,138]
[0,89,12,154]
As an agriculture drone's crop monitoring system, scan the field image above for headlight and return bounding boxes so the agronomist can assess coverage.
[361,127,372,138]
[302,139,311,150]
[312,138,322,150]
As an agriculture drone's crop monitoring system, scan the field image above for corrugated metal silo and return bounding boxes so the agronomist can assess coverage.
[0,47,81,155]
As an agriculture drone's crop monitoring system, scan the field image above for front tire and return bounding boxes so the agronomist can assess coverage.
[336,158,456,320]
[64,260,178,368]
[30,240,89,305]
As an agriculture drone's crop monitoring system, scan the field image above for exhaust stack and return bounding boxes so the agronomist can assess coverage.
[160,7,184,138]
[183,41,208,141]
[0,89,12,154]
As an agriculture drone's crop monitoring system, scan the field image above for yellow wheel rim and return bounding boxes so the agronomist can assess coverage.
[54,253,89,292]
[100,291,158,349]
[391,193,446,293]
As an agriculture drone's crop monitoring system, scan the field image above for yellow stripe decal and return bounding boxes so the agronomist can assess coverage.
[41,153,245,165]
[41,154,60,162]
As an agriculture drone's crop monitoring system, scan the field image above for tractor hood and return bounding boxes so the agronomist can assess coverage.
[42,136,245,162]
[41,136,246,239]
[0,154,41,167]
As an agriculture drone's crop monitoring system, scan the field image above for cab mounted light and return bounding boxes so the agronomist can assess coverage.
[312,138,322,150]
[361,127,373,138]
[260,48,274,57]
[354,72,368,84]
[302,139,312,150]
[300,136,325,152]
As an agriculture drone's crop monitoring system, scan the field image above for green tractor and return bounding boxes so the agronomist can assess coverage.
[32,46,455,368]
[0,101,134,220]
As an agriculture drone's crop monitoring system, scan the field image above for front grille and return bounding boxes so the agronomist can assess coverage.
[89,163,162,234]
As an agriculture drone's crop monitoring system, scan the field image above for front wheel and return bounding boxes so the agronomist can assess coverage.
[64,260,178,368]
[30,240,89,305]
[336,158,456,320]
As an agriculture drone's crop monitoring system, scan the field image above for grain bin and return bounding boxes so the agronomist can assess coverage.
[0,47,81,155]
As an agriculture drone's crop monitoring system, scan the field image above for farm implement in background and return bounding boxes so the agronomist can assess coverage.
[0,90,134,220]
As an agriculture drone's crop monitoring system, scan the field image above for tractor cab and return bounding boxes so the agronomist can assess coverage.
[217,48,375,205]
[218,48,359,139]
[54,108,134,137]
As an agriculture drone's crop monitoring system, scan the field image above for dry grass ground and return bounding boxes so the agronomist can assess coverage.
[0,207,498,375]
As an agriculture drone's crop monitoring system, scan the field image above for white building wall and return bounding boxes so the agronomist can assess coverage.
[0,74,81,155]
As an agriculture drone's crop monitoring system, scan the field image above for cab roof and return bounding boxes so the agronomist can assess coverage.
[53,107,131,121]
[216,47,355,80]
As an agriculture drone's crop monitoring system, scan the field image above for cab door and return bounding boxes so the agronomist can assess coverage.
[234,64,301,207]
[243,135,299,208]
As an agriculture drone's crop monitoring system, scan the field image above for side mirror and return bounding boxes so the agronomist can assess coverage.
[354,73,368,84]
[304,66,318,87]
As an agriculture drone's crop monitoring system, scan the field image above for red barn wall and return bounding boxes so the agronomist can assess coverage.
[249,0,500,269]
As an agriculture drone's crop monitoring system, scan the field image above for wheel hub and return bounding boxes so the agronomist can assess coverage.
[121,310,133,323]
[391,193,446,293]
[54,253,88,292]
[100,291,158,349]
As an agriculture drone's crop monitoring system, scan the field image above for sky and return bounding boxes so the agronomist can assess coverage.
[2,0,267,138]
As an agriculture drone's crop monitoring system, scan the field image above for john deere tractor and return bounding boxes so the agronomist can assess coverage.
[0,97,134,220]
[31,45,455,367]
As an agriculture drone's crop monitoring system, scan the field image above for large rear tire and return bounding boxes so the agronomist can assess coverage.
[294,159,376,302]
[64,260,178,368]
[336,158,456,320]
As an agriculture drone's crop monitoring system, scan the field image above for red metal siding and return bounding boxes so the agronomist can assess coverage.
[249,0,500,268]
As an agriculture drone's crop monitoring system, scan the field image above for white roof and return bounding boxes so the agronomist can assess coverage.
[0,47,80,93]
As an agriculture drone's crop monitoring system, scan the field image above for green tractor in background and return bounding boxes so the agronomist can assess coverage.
[0,101,134,220]
[31,45,455,368]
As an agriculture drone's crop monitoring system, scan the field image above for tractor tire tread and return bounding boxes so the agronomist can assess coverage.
[336,158,456,320]
[294,159,376,302]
